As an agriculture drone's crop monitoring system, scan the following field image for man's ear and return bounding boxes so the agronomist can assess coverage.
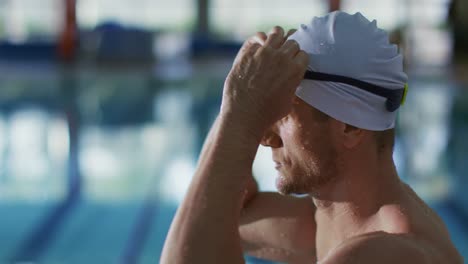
[342,124,365,149]
[330,120,365,149]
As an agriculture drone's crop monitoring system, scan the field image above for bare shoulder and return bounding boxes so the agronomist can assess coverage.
[320,232,440,264]
[240,192,317,263]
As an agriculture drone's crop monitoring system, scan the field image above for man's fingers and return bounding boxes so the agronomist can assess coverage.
[244,42,262,57]
[265,26,285,49]
[280,40,300,57]
[235,33,265,63]
[255,32,268,45]
[242,32,267,53]
[294,50,310,71]
[286,29,297,38]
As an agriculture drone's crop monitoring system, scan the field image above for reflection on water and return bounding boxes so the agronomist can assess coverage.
[79,125,164,201]
[0,109,68,202]
[0,62,466,263]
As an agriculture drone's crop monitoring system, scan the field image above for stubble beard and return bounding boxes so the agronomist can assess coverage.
[276,150,338,195]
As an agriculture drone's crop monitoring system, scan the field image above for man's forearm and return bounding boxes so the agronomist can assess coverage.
[199,116,259,209]
[161,113,263,264]
[197,116,220,167]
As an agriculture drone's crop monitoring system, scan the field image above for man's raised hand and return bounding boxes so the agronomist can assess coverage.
[221,26,309,136]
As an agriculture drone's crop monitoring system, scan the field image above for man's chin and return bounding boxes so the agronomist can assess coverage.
[275,175,305,195]
[275,175,287,194]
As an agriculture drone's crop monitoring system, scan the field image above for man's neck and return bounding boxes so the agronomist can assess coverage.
[311,150,404,245]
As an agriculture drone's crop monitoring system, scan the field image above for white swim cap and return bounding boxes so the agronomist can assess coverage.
[288,11,408,131]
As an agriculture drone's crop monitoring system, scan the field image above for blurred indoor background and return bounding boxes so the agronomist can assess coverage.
[0,0,467,263]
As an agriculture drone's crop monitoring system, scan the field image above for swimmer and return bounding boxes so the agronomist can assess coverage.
[161,11,463,264]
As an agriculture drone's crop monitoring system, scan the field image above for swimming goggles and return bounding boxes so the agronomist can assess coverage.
[303,70,408,112]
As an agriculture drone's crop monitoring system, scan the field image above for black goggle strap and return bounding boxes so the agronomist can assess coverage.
[303,70,408,112]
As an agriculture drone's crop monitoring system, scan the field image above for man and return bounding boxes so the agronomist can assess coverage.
[161,11,463,264]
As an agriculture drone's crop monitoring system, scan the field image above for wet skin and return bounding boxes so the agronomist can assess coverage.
[241,97,462,263]
[161,27,463,264]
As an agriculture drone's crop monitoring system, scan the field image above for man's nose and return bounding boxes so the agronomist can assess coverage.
[260,127,283,148]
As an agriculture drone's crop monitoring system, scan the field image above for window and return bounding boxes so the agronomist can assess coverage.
[341,0,450,29]
[77,0,196,31]
[0,0,63,43]
[341,0,404,30]
[210,0,328,41]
